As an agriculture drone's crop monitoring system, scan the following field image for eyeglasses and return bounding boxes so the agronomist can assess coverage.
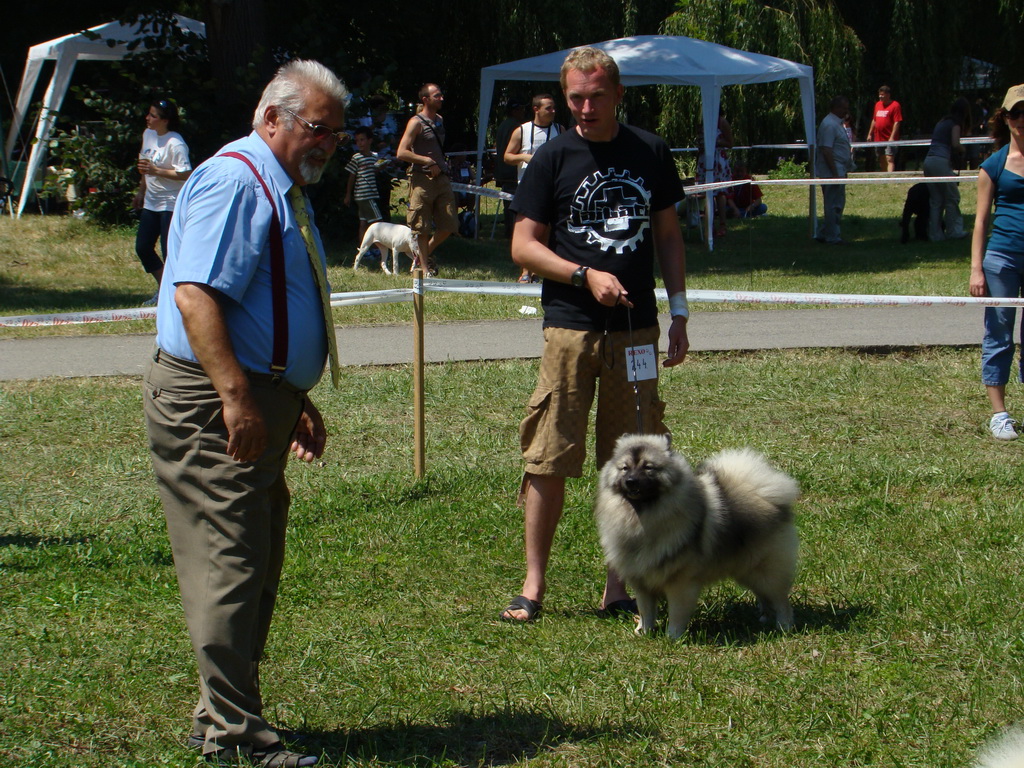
[1007,108,1024,120]
[281,107,350,145]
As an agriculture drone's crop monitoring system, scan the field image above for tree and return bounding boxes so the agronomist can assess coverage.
[659,0,863,165]
[203,0,272,136]
[833,0,1021,136]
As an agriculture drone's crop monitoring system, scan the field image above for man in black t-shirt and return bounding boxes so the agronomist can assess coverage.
[500,47,690,624]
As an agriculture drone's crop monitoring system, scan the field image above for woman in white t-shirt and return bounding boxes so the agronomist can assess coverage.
[133,99,191,305]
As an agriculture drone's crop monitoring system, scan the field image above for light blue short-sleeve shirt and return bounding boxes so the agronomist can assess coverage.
[815,111,852,177]
[156,132,329,390]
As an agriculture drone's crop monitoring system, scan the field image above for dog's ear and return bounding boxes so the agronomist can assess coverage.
[661,433,672,450]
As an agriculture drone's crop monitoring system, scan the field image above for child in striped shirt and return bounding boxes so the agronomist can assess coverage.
[344,127,383,241]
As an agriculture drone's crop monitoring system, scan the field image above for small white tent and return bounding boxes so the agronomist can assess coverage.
[476,35,816,247]
[4,15,206,217]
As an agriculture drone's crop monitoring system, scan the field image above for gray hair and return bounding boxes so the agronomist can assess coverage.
[252,59,350,130]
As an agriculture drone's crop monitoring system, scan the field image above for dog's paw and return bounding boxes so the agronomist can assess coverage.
[634,617,660,636]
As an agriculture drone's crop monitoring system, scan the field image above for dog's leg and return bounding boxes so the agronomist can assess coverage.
[749,588,793,631]
[381,245,393,276]
[634,589,659,636]
[740,534,798,631]
[353,234,372,271]
[663,580,702,640]
[353,245,367,271]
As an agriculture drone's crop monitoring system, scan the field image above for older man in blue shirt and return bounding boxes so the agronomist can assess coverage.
[144,60,347,767]
[815,95,852,245]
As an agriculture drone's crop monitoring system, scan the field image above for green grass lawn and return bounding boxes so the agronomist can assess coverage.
[2,180,1018,767]
[2,347,1022,767]
[0,180,978,337]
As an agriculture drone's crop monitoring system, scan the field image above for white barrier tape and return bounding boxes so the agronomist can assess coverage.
[450,182,513,202]
[423,280,1024,309]
[684,179,749,195]
[852,136,993,149]
[765,174,975,188]
[330,288,412,307]
[423,278,541,296]
[9,281,1024,328]
[679,289,1024,308]
[1,306,157,327]
[685,174,978,195]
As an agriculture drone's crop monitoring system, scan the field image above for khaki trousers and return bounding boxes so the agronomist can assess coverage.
[143,350,305,754]
[520,325,668,478]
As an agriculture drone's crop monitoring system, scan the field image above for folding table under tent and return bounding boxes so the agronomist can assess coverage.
[4,15,206,218]
[475,35,817,249]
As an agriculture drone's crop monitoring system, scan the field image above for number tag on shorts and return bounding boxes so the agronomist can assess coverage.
[625,344,657,382]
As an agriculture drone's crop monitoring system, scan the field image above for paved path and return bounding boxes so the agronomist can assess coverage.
[0,305,982,381]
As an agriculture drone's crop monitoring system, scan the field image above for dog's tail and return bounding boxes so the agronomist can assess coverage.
[973,724,1024,768]
[702,448,800,509]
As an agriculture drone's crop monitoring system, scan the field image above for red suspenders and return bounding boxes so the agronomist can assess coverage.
[219,152,289,373]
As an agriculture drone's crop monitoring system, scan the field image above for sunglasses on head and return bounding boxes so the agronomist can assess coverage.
[1007,108,1024,120]
[156,99,171,110]
[280,107,350,145]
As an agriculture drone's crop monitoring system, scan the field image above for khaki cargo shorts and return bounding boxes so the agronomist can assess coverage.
[519,324,668,478]
[406,174,458,235]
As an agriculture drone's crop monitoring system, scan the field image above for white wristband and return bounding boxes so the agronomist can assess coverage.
[669,292,689,319]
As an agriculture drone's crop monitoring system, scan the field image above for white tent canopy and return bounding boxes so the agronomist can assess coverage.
[476,35,817,247]
[4,15,206,217]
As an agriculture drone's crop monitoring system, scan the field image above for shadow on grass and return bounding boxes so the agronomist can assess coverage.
[0,284,152,314]
[558,597,870,646]
[684,213,966,278]
[307,709,654,767]
[0,533,89,549]
[0,532,175,570]
[687,598,870,645]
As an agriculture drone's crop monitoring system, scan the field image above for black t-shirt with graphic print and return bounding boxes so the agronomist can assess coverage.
[510,123,682,332]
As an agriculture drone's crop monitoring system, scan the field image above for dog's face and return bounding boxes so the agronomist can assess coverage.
[607,434,678,509]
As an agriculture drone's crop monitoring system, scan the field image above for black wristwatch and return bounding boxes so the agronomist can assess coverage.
[571,265,590,288]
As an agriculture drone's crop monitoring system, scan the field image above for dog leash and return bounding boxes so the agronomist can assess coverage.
[625,301,645,434]
[600,294,647,435]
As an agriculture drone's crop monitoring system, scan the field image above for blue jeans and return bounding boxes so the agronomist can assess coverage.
[819,178,846,243]
[982,249,1024,386]
[135,208,173,274]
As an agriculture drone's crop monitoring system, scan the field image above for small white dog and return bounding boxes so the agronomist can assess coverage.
[353,222,422,275]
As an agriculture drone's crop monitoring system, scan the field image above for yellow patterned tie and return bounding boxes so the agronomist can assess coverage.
[288,185,340,388]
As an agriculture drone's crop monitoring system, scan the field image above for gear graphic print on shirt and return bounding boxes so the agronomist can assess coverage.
[567,168,651,254]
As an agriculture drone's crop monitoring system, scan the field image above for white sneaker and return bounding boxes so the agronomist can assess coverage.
[990,412,1019,441]
[141,292,159,307]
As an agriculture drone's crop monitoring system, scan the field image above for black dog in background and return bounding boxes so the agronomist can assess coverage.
[901,183,936,243]
[901,183,946,243]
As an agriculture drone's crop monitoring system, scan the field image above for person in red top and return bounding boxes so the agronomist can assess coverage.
[866,85,903,172]
[727,163,767,218]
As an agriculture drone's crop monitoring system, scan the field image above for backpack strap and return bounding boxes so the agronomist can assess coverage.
[219,151,288,374]
[415,114,446,155]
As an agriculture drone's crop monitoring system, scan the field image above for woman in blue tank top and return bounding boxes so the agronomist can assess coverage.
[970,84,1024,440]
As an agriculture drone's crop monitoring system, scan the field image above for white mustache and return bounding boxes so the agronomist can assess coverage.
[299,147,330,184]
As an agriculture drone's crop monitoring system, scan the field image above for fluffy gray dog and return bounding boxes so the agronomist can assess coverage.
[594,434,800,639]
